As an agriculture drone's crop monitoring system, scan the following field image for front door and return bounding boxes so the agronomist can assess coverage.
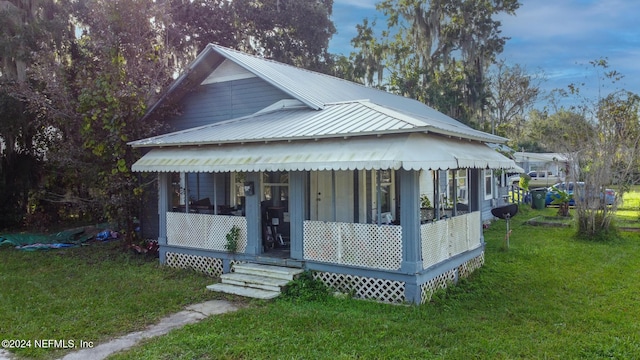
[310,171,354,223]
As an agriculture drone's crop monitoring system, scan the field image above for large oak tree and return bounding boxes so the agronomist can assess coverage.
[0,0,336,235]
[349,0,519,125]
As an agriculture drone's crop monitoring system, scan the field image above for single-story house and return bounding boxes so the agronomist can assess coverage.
[129,44,521,304]
[514,152,569,178]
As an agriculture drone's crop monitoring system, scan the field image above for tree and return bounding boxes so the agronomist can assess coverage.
[0,0,70,228]
[515,109,594,153]
[165,0,236,67]
[234,0,336,71]
[487,60,543,136]
[573,89,640,237]
[346,18,388,88]
[0,0,337,235]
[167,0,336,72]
[70,0,175,244]
[553,59,640,238]
[349,0,519,125]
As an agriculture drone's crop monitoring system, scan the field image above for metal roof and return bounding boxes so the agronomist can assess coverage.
[140,44,507,144]
[129,100,504,148]
[131,133,520,173]
[212,45,485,131]
[514,152,569,163]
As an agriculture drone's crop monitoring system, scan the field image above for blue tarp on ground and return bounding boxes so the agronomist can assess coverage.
[0,228,97,251]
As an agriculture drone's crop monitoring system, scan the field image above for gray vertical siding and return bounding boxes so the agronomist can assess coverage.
[166,77,291,132]
[481,198,494,222]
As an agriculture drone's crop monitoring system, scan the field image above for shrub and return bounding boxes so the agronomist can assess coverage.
[280,271,330,302]
[576,211,619,241]
[224,225,240,253]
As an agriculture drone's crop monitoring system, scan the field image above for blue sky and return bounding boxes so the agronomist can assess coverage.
[329,0,640,108]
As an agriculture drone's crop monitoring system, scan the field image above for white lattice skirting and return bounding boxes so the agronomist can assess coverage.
[312,252,483,304]
[303,221,402,271]
[420,212,482,269]
[419,252,485,304]
[166,212,247,252]
[165,252,224,277]
[313,271,406,304]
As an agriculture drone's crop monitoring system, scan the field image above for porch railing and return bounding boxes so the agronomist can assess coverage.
[166,212,247,252]
[420,211,482,269]
[303,221,403,271]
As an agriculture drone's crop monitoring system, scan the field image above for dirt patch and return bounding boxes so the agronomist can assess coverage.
[526,216,573,227]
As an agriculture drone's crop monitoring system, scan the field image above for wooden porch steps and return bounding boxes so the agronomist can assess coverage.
[206,263,304,300]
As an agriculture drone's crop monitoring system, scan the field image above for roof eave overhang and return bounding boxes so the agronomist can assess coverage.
[131,132,521,173]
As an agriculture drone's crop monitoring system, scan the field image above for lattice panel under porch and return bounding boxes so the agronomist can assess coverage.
[166,212,247,252]
[421,212,482,269]
[457,252,484,279]
[303,221,403,271]
[165,252,223,277]
[313,271,406,304]
[419,253,484,304]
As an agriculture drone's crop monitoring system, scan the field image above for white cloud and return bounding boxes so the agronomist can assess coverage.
[496,0,640,99]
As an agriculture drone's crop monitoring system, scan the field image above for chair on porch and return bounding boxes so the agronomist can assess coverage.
[264,206,289,248]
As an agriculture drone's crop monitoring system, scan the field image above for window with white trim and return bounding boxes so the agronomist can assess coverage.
[484,170,494,200]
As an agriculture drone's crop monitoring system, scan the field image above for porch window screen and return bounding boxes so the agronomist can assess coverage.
[262,171,289,202]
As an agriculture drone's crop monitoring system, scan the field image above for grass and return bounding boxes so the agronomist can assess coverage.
[109,206,640,359]
[619,185,640,210]
[3,205,640,359]
[525,215,573,227]
[0,240,230,359]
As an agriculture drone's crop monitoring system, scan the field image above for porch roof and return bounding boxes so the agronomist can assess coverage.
[131,133,523,173]
[130,100,506,148]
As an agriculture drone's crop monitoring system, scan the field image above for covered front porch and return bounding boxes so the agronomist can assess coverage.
[159,169,482,267]
[134,132,511,304]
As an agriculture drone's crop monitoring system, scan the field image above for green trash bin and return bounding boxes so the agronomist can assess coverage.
[530,188,547,209]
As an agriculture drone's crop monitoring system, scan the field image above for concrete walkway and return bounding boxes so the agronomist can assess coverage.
[0,300,239,360]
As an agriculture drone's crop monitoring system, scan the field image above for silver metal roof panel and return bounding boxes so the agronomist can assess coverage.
[137,44,508,148]
[130,100,505,148]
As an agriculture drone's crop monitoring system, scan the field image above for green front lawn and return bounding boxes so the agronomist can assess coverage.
[2,205,640,359]
[0,241,227,359]
[111,206,640,359]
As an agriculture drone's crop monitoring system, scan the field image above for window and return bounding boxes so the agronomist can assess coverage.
[484,170,494,200]
[379,169,393,213]
[231,172,246,208]
[370,169,395,224]
[262,171,289,203]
